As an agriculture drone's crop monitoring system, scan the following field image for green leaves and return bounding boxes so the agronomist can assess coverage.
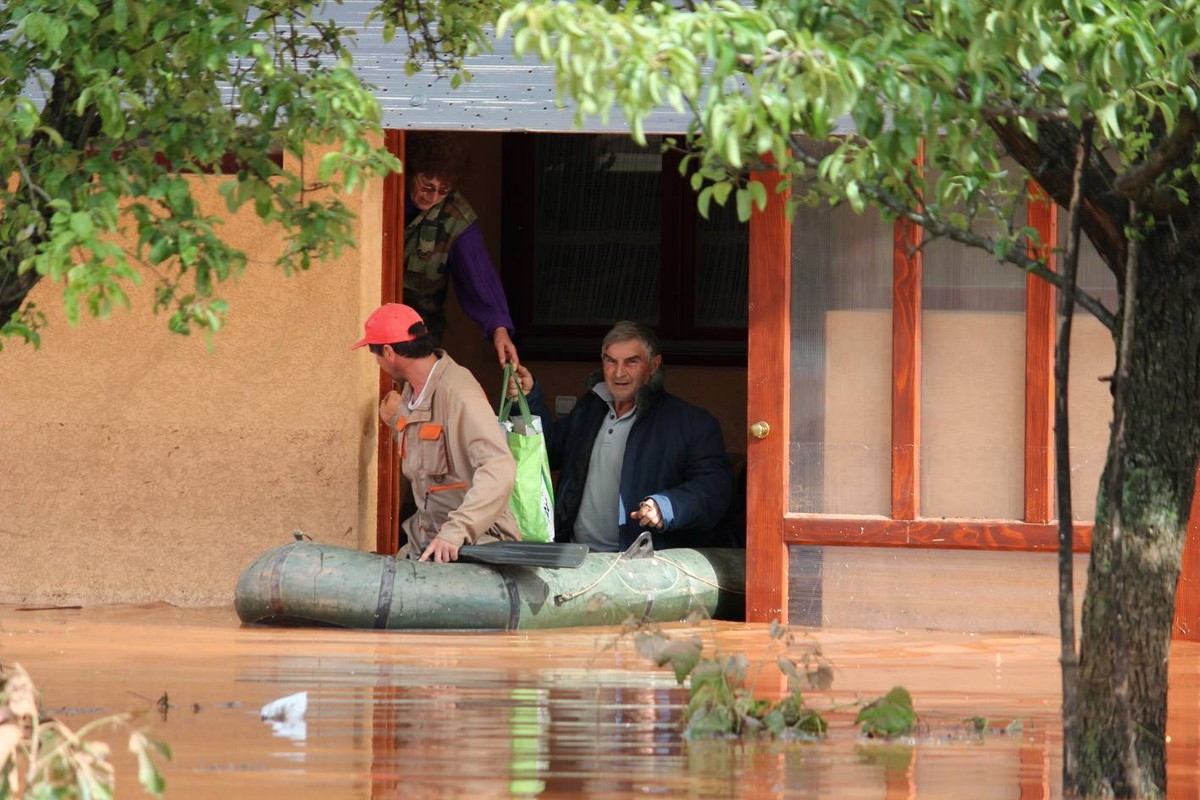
[764,691,828,739]
[0,0,402,347]
[632,622,833,740]
[0,662,169,798]
[855,686,918,739]
[498,0,1200,285]
[129,731,171,796]
[634,630,703,683]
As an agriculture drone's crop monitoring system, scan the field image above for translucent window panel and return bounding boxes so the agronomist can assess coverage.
[918,162,1028,519]
[533,135,662,325]
[921,232,1027,519]
[1057,218,1118,522]
[693,198,749,328]
[789,199,892,514]
[922,164,1028,311]
[920,224,1028,309]
[1067,315,1115,520]
[1057,203,1120,310]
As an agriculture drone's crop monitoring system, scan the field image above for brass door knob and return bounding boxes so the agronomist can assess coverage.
[750,421,771,439]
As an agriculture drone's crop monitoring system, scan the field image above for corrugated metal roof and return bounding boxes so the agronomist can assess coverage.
[339,0,695,133]
[15,1,690,134]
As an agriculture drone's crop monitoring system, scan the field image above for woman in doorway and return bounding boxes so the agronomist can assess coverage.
[404,132,519,367]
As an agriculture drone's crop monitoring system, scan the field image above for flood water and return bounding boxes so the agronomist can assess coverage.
[2,603,1200,798]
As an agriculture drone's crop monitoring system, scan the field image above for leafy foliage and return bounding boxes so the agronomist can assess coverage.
[0,662,169,798]
[854,686,917,739]
[633,621,834,740]
[961,716,1025,739]
[498,0,1200,326]
[371,0,501,85]
[0,0,405,349]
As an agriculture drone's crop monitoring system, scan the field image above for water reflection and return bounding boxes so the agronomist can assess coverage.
[2,605,1199,798]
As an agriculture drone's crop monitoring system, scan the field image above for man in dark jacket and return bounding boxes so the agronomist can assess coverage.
[508,321,732,551]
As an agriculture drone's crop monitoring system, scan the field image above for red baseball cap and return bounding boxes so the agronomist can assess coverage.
[351,303,425,349]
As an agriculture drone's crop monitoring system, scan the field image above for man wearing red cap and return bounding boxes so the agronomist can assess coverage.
[354,303,521,561]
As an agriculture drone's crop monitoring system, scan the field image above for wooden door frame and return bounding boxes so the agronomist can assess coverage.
[745,166,791,621]
[375,129,405,555]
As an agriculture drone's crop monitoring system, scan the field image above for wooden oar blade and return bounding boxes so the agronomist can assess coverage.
[458,541,589,568]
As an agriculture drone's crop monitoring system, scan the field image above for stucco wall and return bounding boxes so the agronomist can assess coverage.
[0,145,383,606]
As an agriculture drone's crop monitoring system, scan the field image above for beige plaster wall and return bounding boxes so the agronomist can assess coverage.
[1066,315,1115,520]
[0,145,383,606]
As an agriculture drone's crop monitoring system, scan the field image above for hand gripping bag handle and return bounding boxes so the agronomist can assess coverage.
[498,362,536,429]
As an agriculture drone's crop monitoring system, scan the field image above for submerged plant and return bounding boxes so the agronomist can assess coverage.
[960,716,1025,740]
[855,686,918,739]
[632,620,834,740]
[0,662,170,799]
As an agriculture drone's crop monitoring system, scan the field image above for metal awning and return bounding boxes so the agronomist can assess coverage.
[340,0,694,133]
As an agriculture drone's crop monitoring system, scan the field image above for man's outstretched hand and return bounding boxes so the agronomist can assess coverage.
[630,498,663,529]
[419,537,460,563]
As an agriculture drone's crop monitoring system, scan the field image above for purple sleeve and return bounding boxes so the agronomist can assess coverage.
[447,223,515,338]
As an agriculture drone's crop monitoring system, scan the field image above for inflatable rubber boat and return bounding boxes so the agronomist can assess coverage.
[234,539,745,630]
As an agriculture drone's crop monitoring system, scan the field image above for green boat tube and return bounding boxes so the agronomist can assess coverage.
[234,540,745,630]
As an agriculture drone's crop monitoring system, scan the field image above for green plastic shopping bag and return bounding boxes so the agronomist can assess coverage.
[498,363,555,543]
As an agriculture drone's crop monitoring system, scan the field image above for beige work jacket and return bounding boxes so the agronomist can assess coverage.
[389,352,520,556]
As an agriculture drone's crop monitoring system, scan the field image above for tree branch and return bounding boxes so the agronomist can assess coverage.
[1056,115,1092,792]
[988,115,1129,283]
[1112,108,1200,200]
[788,141,1117,331]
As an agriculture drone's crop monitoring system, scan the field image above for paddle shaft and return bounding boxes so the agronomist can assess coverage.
[457,541,589,568]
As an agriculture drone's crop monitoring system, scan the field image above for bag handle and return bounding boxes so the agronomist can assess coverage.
[498,362,536,426]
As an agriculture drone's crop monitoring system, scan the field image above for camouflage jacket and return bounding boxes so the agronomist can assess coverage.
[403,190,478,338]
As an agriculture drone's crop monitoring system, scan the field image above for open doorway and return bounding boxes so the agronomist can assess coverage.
[377,129,750,554]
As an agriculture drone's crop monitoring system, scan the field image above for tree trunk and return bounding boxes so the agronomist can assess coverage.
[1070,238,1200,798]
[0,270,42,331]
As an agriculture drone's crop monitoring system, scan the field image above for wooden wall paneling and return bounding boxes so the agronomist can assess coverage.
[891,147,923,520]
[782,514,1093,552]
[376,129,405,555]
[746,166,792,622]
[1025,182,1057,523]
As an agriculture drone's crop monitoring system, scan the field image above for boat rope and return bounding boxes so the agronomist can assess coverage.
[553,554,627,605]
[651,554,746,595]
[554,532,657,605]
[554,533,745,605]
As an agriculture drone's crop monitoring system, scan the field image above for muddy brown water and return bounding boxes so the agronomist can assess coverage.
[2,604,1199,798]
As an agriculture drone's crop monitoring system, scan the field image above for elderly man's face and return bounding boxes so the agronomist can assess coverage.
[602,338,660,412]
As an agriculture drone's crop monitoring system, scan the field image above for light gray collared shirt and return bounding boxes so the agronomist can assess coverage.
[573,383,635,552]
